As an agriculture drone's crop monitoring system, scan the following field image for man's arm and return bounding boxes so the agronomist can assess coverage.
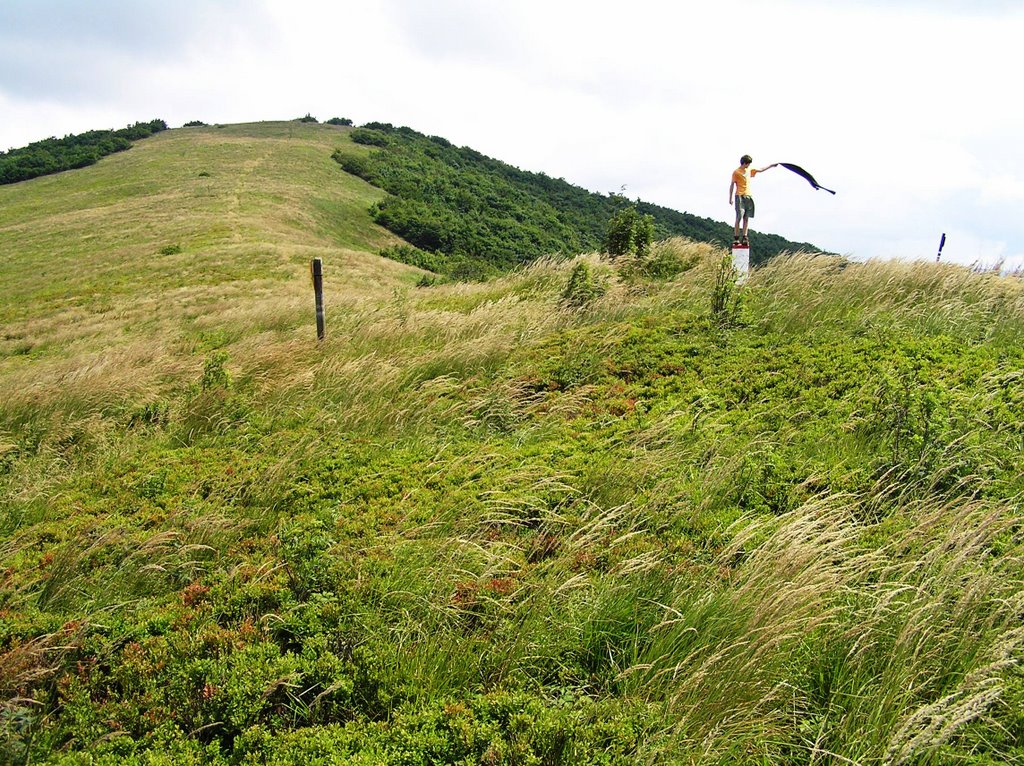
[753,163,779,174]
[728,178,736,204]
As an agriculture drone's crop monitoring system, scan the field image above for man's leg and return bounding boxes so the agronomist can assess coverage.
[740,197,753,243]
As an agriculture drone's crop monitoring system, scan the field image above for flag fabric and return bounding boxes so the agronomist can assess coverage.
[779,163,836,195]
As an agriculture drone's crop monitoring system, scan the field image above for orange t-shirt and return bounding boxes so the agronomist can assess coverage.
[732,166,759,196]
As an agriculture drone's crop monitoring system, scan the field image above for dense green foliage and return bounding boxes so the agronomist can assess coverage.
[604,203,655,258]
[0,120,167,185]
[333,123,818,275]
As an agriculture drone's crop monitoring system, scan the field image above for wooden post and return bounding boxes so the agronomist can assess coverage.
[311,258,325,340]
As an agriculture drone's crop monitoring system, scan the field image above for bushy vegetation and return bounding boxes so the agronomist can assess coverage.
[605,202,655,258]
[3,237,1024,763]
[2,122,1023,764]
[560,258,609,307]
[378,244,500,282]
[332,123,819,276]
[0,120,167,185]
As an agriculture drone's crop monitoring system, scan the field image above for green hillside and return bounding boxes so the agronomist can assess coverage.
[332,122,818,275]
[2,121,1024,765]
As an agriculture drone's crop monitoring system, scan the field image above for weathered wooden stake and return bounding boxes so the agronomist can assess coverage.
[311,257,325,340]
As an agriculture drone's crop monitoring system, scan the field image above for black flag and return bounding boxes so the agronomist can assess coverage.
[779,163,836,195]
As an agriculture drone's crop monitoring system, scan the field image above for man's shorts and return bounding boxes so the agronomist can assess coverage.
[735,195,755,218]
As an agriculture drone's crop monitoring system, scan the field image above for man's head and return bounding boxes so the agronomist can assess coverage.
[740,155,752,166]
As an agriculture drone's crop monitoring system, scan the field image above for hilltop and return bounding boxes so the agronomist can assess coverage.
[1,120,1023,764]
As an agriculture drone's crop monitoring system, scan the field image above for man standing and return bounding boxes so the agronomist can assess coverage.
[729,155,777,245]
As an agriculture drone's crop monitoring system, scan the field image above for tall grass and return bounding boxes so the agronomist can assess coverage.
[285,468,1023,763]
[4,122,1024,762]
[751,252,1024,345]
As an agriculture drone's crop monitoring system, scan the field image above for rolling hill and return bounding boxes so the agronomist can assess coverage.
[1,120,1023,764]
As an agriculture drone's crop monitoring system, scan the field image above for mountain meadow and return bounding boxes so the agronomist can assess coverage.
[1,119,1023,765]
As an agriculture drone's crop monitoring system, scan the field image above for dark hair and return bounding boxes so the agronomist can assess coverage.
[740,155,752,164]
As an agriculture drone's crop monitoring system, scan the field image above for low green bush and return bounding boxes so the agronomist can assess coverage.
[560,261,607,308]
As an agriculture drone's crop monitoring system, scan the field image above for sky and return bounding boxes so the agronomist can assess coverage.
[2,0,1022,269]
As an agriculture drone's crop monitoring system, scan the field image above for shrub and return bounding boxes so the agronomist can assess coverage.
[378,244,496,282]
[326,117,354,126]
[605,204,655,258]
[561,261,607,308]
[379,244,440,272]
[128,400,170,428]
[200,351,232,391]
[334,152,372,180]
[350,129,390,147]
[711,254,743,323]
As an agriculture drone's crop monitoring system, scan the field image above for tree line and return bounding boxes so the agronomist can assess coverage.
[0,119,168,185]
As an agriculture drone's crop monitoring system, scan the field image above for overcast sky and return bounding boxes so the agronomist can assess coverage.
[2,0,1022,269]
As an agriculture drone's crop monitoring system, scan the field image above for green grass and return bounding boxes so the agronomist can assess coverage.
[2,124,1024,764]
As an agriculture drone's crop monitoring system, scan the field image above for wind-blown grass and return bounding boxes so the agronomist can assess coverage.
[2,122,1023,763]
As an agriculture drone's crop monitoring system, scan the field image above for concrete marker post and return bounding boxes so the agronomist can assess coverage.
[731,242,750,284]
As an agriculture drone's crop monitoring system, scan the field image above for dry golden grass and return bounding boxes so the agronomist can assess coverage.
[0,124,427,437]
[751,252,1024,341]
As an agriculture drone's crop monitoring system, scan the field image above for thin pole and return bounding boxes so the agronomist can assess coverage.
[311,258,325,340]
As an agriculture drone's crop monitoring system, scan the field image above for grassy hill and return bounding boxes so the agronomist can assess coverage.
[2,121,1024,764]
